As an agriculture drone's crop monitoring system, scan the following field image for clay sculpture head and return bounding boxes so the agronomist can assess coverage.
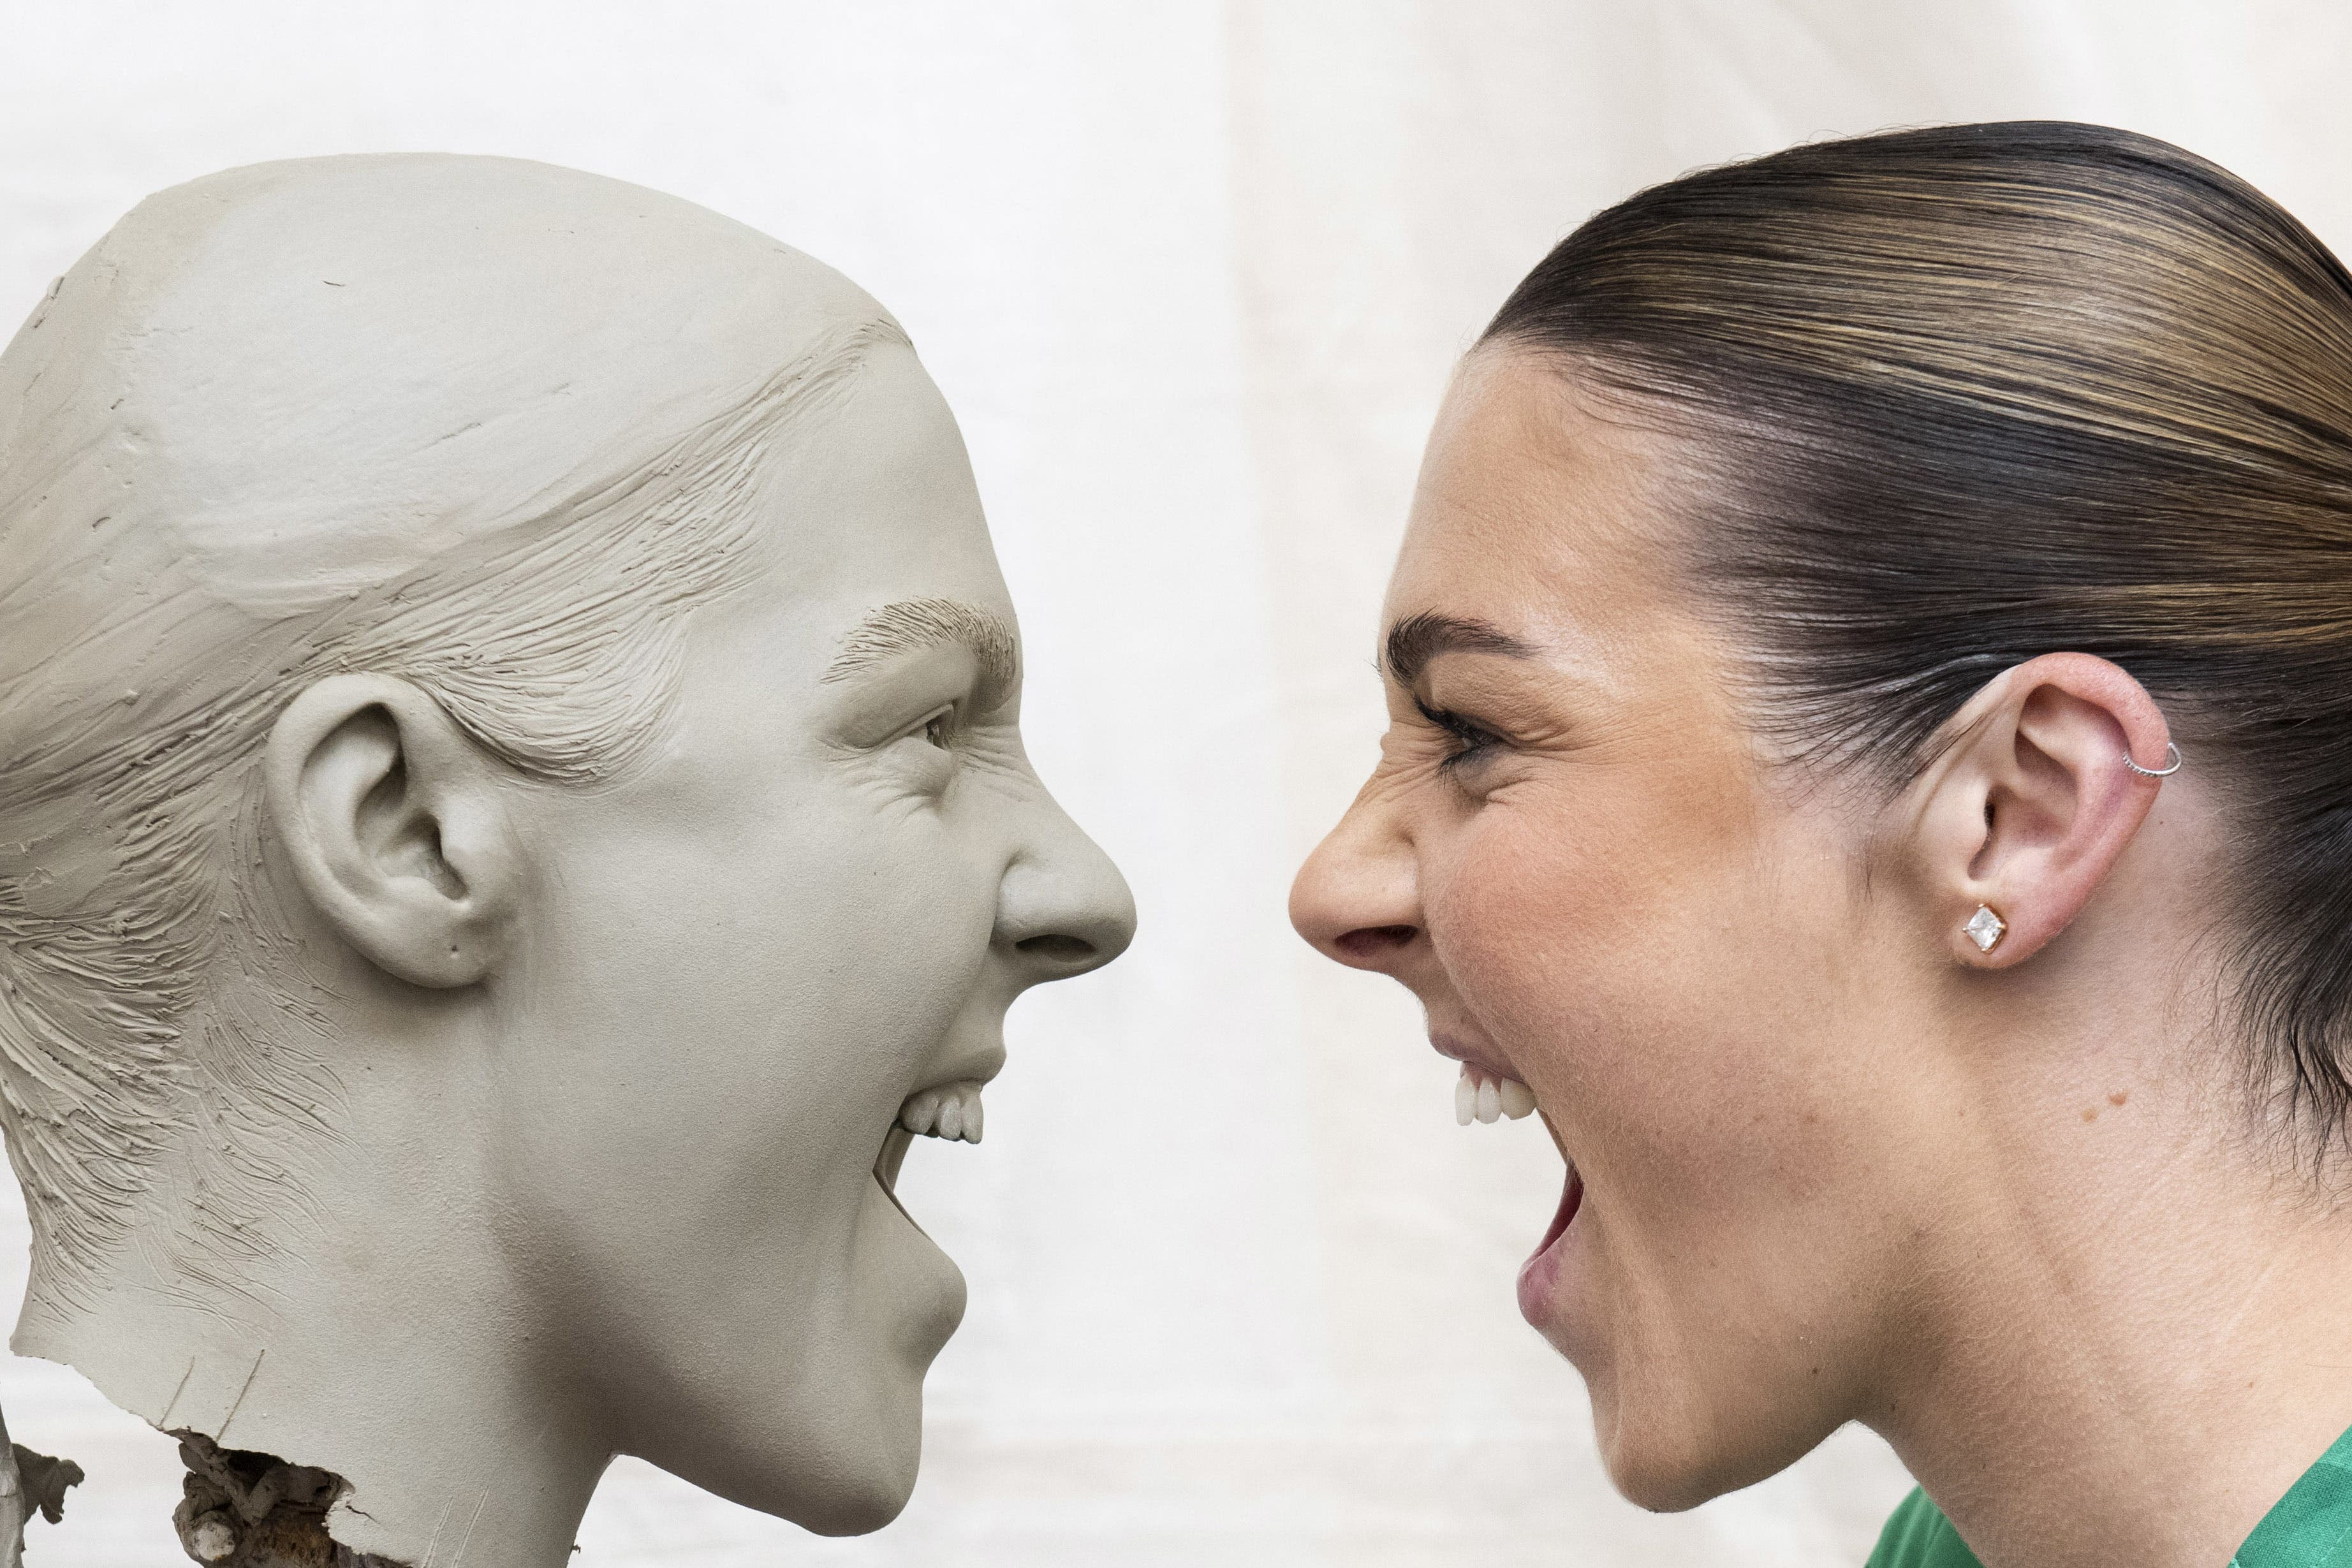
[0,154,1134,1563]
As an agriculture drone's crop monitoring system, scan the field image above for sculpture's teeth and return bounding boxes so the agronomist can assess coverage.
[899,1081,985,1143]
[1455,1062,1536,1126]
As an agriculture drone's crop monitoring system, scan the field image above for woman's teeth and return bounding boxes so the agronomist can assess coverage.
[899,1081,986,1143]
[1455,1062,1536,1126]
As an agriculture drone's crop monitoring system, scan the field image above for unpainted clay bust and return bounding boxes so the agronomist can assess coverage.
[0,154,1134,1564]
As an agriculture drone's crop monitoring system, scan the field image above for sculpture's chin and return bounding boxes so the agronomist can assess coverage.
[872,1117,971,1365]
[793,1459,924,1538]
[826,1191,966,1534]
[870,1120,970,1354]
[886,1182,971,1366]
[670,1173,967,1535]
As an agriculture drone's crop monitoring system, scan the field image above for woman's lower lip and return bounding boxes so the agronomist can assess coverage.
[1515,1162,1582,1326]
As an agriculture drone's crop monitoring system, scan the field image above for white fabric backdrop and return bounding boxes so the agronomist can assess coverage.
[1,3,2345,1562]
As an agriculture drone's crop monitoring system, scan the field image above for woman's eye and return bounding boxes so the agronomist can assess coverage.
[1414,698,1499,775]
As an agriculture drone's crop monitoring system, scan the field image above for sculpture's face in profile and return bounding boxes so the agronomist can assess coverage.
[0,155,1132,1558]
[487,342,1130,1529]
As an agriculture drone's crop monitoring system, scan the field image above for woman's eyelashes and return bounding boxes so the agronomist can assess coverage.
[1413,696,1502,776]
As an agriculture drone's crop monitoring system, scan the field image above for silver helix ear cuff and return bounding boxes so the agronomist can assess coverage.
[1964,904,2006,953]
[2121,742,2183,779]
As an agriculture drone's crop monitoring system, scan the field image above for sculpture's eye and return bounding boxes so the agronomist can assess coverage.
[922,708,954,750]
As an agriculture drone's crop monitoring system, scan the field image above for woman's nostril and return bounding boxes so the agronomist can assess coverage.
[1015,933,1098,965]
[1334,925,1418,962]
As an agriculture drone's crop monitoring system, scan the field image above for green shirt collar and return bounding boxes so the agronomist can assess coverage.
[1870,1421,2352,1568]
[2231,1421,2352,1567]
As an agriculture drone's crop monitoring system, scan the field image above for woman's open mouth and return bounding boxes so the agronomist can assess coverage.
[1517,1155,1583,1326]
[1454,1064,1584,1327]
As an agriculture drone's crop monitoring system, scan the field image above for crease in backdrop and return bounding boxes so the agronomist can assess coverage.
[0,2,2343,1562]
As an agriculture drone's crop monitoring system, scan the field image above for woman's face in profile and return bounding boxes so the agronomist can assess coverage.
[481,345,1133,1530]
[1294,349,1942,1507]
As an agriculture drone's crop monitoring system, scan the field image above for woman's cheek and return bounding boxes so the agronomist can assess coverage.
[1427,809,1599,1060]
[1436,784,1654,983]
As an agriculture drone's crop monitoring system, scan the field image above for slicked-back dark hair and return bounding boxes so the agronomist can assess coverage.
[1482,122,2352,1148]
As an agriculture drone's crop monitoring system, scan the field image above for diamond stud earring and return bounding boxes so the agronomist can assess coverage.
[1964,904,2007,954]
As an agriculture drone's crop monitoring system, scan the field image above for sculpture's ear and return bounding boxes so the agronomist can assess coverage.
[264,674,519,988]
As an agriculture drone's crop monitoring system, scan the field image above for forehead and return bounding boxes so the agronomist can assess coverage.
[1389,349,1684,648]
[740,344,1014,627]
[98,156,887,615]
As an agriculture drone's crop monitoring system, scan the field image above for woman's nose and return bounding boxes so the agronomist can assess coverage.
[995,798,1137,985]
[1289,796,1422,974]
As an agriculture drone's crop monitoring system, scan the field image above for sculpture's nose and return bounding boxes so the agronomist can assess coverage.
[995,798,1135,985]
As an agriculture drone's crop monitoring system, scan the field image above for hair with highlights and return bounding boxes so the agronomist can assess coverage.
[1483,122,2352,1153]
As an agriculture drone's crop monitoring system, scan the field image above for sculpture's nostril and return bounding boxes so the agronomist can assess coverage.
[1015,934,1097,965]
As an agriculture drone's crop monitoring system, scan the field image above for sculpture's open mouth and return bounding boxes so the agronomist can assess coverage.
[874,1124,914,1195]
[871,1128,937,1245]
[871,1075,993,1227]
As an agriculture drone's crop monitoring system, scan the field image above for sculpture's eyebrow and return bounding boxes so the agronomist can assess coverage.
[1382,610,1538,686]
[823,597,1020,703]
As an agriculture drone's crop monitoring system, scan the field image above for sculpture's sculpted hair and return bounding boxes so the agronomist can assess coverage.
[1483,122,2352,1154]
[0,155,908,1307]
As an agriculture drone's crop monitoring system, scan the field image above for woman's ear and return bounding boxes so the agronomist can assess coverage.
[1913,653,2173,968]
[264,673,520,988]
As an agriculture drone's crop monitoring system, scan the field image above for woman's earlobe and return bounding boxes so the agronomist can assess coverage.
[264,673,518,988]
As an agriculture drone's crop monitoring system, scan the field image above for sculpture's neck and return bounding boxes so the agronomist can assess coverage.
[15,1222,610,1567]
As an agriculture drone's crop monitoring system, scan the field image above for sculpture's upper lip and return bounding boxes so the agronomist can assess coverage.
[914,1044,1004,1096]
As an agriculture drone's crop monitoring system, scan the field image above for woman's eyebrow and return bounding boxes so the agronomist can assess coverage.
[823,597,1021,703]
[1382,610,1538,685]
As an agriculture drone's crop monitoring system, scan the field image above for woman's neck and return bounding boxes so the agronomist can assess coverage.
[1878,1062,2352,1568]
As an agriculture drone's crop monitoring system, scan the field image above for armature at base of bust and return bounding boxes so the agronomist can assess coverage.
[0,1401,82,1566]
[172,1435,398,1567]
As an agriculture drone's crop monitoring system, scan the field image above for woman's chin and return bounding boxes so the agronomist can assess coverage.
[1591,1370,1839,1515]
[1597,1412,1756,1514]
